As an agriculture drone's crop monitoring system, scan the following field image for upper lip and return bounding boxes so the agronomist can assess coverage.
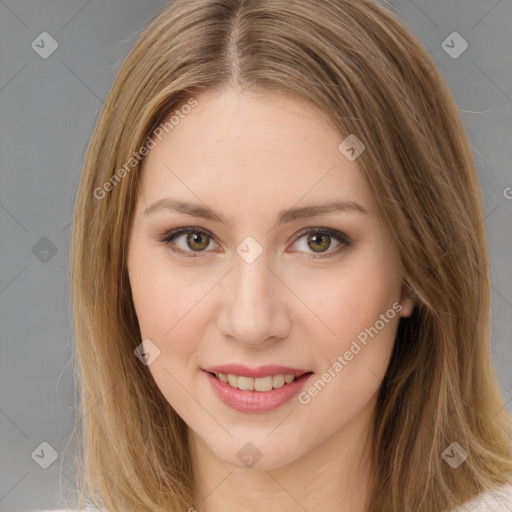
[203,364,312,378]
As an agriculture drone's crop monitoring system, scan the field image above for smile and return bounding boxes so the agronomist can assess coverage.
[203,367,314,413]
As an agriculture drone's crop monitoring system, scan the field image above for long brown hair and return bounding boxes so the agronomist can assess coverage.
[67,0,512,510]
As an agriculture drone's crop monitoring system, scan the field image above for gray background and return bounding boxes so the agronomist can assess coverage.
[0,0,511,510]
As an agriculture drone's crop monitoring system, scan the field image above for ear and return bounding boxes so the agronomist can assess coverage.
[399,280,416,318]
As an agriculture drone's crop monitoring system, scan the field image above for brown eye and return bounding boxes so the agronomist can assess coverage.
[160,227,216,257]
[185,232,211,251]
[306,232,331,253]
[291,228,351,260]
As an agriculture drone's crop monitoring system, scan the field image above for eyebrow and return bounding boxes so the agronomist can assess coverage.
[143,198,368,226]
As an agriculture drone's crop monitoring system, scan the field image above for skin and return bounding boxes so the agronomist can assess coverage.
[126,87,415,512]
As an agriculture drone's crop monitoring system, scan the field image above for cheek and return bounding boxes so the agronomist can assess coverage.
[128,246,208,415]
[128,241,207,366]
[295,252,401,414]
[301,257,400,354]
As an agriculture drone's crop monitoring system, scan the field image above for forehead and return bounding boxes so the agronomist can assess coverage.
[138,88,374,217]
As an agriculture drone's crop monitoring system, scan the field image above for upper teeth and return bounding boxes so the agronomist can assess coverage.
[215,373,296,391]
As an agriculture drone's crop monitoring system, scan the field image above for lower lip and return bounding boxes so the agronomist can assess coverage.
[204,371,313,413]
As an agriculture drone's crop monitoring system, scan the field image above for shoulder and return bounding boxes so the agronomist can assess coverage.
[452,483,512,511]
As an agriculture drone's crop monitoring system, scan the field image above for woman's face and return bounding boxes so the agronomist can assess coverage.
[127,88,414,470]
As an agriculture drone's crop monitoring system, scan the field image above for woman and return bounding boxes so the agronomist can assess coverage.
[68,0,512,510]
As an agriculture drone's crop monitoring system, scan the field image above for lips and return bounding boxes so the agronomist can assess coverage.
[203,364,314,413]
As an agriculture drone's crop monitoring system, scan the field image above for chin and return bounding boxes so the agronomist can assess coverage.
[206,433,307,471]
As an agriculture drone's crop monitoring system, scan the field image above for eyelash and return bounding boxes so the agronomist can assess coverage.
[159,226,352,261]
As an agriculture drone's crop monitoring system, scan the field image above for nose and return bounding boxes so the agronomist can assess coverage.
[217,254,292,347]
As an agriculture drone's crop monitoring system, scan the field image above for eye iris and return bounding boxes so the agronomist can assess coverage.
[307,233,330,252]
[186,232,209,251]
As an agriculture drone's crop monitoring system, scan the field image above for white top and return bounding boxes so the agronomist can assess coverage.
[43,484,512,511]
[451,483,512,511]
